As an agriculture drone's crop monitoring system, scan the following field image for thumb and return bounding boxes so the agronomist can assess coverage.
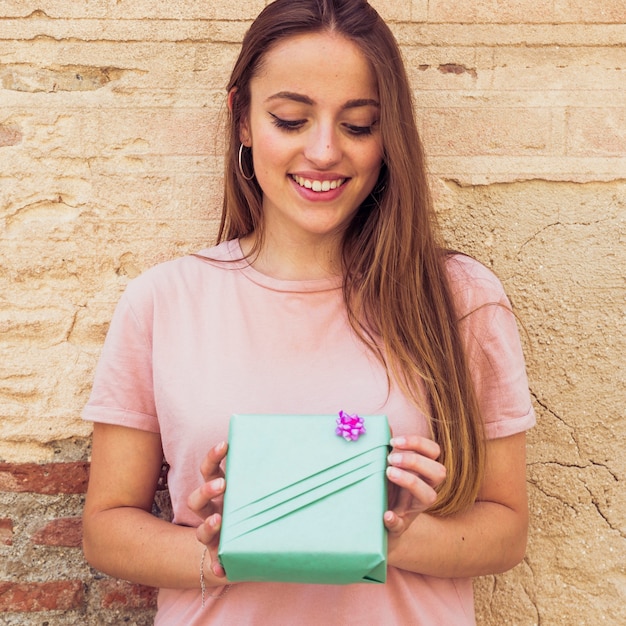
[383,510,408,535]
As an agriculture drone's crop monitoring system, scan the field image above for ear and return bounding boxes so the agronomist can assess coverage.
[227,87,237,112]
[239,117,252,148]
[228,87,252,147]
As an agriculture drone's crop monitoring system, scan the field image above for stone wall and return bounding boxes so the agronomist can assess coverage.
[1,1,624,623]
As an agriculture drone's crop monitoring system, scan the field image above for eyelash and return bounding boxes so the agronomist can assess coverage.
[271,115,305,132]
[270,114,376,137]
[346,123,375,137]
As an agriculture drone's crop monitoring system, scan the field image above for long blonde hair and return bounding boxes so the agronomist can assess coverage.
[219,0,484,516]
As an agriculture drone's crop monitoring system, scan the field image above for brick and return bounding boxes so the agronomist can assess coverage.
[404,46,626,103]
[420,107,554,157]
[490,48,626,95]
[554,0,626,22]
[1,64,125,93]
[0,462,89,494]
[0,18,250,45]
[0,519,13,546]
[411,0,429,21]
[390,23,626,47]
[0,110,85,159]
[0,305,74,342]
[428,0,554,23]
[32,517,83,548]
[428,155,626,185]
[79,108,217,159]
[0,0,265,20]
[369,0,413,21]
[98,580,158,610]
[0,374,96,445]
[0,581,84,612]
[567,108,626,157]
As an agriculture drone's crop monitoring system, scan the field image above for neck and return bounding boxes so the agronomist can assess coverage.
[240,231,343,281]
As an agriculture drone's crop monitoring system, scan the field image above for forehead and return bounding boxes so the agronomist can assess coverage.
[250,32,378,103]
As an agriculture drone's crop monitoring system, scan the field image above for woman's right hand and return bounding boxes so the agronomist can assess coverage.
[187,440,229,578]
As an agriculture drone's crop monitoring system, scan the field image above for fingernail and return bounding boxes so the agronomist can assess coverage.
[210,478,225,491]
[386,466,401,479]
[390,437,405,447]
[387,453,402,465]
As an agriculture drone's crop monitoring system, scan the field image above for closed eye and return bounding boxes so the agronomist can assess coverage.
[270,113,306,132]
[269,113,378,137]
[344,122,377,137]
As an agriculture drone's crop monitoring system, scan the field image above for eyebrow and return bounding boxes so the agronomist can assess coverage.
[265,91,380,110]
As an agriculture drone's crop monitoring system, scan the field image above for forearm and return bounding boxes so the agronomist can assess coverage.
[387,500,528,578]
[83,507,227,590]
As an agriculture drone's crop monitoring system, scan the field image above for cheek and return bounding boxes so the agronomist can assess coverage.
[363,150,384,185]
[250,136,293,197]
[373,142,384,170]
[251,128,291,172]
[357,150,384,202]
[359,139,384,174]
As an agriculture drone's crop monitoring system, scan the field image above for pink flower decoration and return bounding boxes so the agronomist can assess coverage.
[335,411,366,442]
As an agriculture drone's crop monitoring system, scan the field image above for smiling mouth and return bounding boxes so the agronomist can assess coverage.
[291,175,347,192]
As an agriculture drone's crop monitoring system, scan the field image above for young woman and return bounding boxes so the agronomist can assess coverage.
[82,1,535,623]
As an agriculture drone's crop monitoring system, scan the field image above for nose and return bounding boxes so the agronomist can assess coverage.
[303,122,341,168]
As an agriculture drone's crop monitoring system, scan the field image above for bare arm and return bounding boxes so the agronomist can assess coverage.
[385,432,529,578]
[82,422,228,589]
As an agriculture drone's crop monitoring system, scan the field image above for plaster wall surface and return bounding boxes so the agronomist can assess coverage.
[1,1,624,623]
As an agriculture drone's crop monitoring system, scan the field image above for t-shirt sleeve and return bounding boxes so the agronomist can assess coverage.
[82,280,160,433]
[450,256,536,439]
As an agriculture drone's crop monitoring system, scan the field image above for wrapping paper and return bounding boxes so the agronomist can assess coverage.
[218,413,390,584]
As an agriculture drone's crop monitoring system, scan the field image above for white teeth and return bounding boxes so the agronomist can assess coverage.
[293,175,345,192]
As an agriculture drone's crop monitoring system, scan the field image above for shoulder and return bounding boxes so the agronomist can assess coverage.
[444,253,510,318]
[123,240,237,301]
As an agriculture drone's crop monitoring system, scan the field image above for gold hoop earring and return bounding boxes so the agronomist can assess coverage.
[238,143,255,181]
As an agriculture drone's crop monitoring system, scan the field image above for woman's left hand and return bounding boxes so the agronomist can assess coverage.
[384,435,446,535]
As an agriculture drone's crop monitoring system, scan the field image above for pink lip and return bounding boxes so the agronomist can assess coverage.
[289,174,349,202]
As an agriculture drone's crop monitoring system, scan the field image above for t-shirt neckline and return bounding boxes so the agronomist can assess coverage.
[226,239,343,294]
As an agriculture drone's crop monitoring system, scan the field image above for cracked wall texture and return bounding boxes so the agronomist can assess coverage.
[1,0,625,624]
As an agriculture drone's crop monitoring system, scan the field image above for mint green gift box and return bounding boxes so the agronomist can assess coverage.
[218,414,390,584]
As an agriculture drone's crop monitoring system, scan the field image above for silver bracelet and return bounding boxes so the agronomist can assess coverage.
[200,546,232,607]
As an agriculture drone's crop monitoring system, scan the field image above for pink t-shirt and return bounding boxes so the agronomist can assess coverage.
[83,239,535,625]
